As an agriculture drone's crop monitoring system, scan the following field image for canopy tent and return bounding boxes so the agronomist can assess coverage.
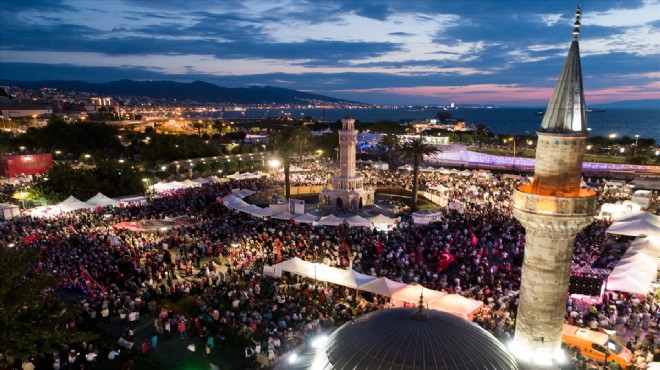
[152,181,175,193]
[357,277,407,297]
[249,206,277,219]
[609,268,655,284]
[226,171,242,180]
[28,205,61,218]
[390,285,447,307]
[222,196,250,210]
[611,260,657,275]
[606,275,651,295]
[193,177,210,184]
[232,188,257,199]
[345,215,373,228]
[318,214,345,226]
[369,214,398,229]
[617,252,660,271]
[614,212,660,227]
[314,265,376,289]
[58,196,94,213]
[166,181,187,189]
[278,165,310,172]
[606,219,660,237]
[429,184,450,193]
[205,175,223,183]
[420,166,437,172]
[429,294,484,319]
[398,164,413,171]
[271,257,318,279]
[627,237,660,258]
[86,193,121,207]
[293,213,320,224]
[458,169,473,176]
[181,179,201,187]
[272,212,296,220]
[236,204,263,215]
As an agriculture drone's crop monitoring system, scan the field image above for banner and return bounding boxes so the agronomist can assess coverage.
[289,199,305,214]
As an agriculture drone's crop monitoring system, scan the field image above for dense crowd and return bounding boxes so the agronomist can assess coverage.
[1,164,655,369]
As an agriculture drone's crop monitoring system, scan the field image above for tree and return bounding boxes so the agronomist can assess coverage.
[270,127,298,199]
[379,133,400,170]
[0,247,97,365]
[398,138,441,212]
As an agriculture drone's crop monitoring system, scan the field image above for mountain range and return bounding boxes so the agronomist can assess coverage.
[1,79,658,109]
[0,79,355,105]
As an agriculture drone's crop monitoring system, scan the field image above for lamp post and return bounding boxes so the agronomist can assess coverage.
[633,134,640,156]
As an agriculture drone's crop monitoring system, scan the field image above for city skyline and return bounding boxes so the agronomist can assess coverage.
[1,0,659,106]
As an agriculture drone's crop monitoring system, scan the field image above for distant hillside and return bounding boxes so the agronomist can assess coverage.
[0,79,356,105]
[590,99,660,109]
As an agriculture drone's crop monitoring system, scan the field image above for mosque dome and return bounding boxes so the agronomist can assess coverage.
[317,307,518,370]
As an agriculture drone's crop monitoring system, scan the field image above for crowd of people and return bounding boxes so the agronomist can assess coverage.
[1,162,656,369]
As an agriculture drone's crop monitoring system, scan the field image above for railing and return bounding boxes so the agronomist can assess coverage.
[513,188,597,216]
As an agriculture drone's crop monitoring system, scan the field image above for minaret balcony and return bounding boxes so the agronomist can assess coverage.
[514,184,597,216]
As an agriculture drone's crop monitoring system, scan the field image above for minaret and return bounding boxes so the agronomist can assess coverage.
[510,5,598,366]
[319,117,374,210]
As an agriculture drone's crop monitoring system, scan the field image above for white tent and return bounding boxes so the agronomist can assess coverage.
[429,184,450,193]
[314,265,376,289]
[58,196,94,213]
[293,213,320,224]
[205,175,223,183]
[28,205,62,218]
[606,275,651,295]
[271,258,317,279]
[318,214,346,226]
[617,252,660,271]
[611,261,657,275]
[606,219,660,237]
[272,212,296,220]
[369,214,398,229]
[391,285,447,307]
[345,215,373,228]
[627,237,660,258]
[166,181,187,189]
[358,277,407,297]
[237,204,263,215]
[181,179,201,187]
[614,212,660,227]
[429,294,483,318]
[278,165,310,173]
[86,193,120,207]
[222,195,250,210]
[398,164,413,171]
[226,171,241,180]
[249,206,277,218]
[193,177,210,184]
[152,181,175,193]
[232,188,257,198]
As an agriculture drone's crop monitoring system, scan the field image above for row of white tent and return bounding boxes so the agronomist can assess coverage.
[605,212,660,295]
[225,171,267,180]
[28,193,133,217]
[220,195,397,228]
[152,176,223,193]
[268,257,483,319]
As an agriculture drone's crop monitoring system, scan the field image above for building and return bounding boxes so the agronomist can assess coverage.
[320,117,374,210]
[509,6,598,366]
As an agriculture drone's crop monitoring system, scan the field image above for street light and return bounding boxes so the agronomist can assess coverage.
[633,134,640,156]
[268,158,282,170]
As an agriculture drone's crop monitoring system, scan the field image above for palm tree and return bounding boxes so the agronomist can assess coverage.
[398,138,441,212]
[380,133,400,170]
[270,127,298,199]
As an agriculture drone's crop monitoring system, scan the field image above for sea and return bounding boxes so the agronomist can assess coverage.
[211,108,659,142]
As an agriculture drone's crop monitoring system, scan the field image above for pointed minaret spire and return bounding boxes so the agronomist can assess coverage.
[540,4,587,134]
[573,4,581,40]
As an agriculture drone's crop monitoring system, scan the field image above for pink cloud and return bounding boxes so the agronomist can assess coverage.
[336,84,660,105]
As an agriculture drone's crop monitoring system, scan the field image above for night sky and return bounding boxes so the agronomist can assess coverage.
[1,0,658,105]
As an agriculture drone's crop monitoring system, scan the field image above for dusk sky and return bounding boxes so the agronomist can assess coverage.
[1,0,659,106]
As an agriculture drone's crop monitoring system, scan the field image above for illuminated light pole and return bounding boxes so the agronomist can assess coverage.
[633,134,640,156]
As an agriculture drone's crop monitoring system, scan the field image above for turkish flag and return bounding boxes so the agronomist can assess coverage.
[470,232,478,247]
[438,249,455,270]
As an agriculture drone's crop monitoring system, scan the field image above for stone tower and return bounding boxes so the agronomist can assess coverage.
[320,117,374,210]
[509,6,598,366]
